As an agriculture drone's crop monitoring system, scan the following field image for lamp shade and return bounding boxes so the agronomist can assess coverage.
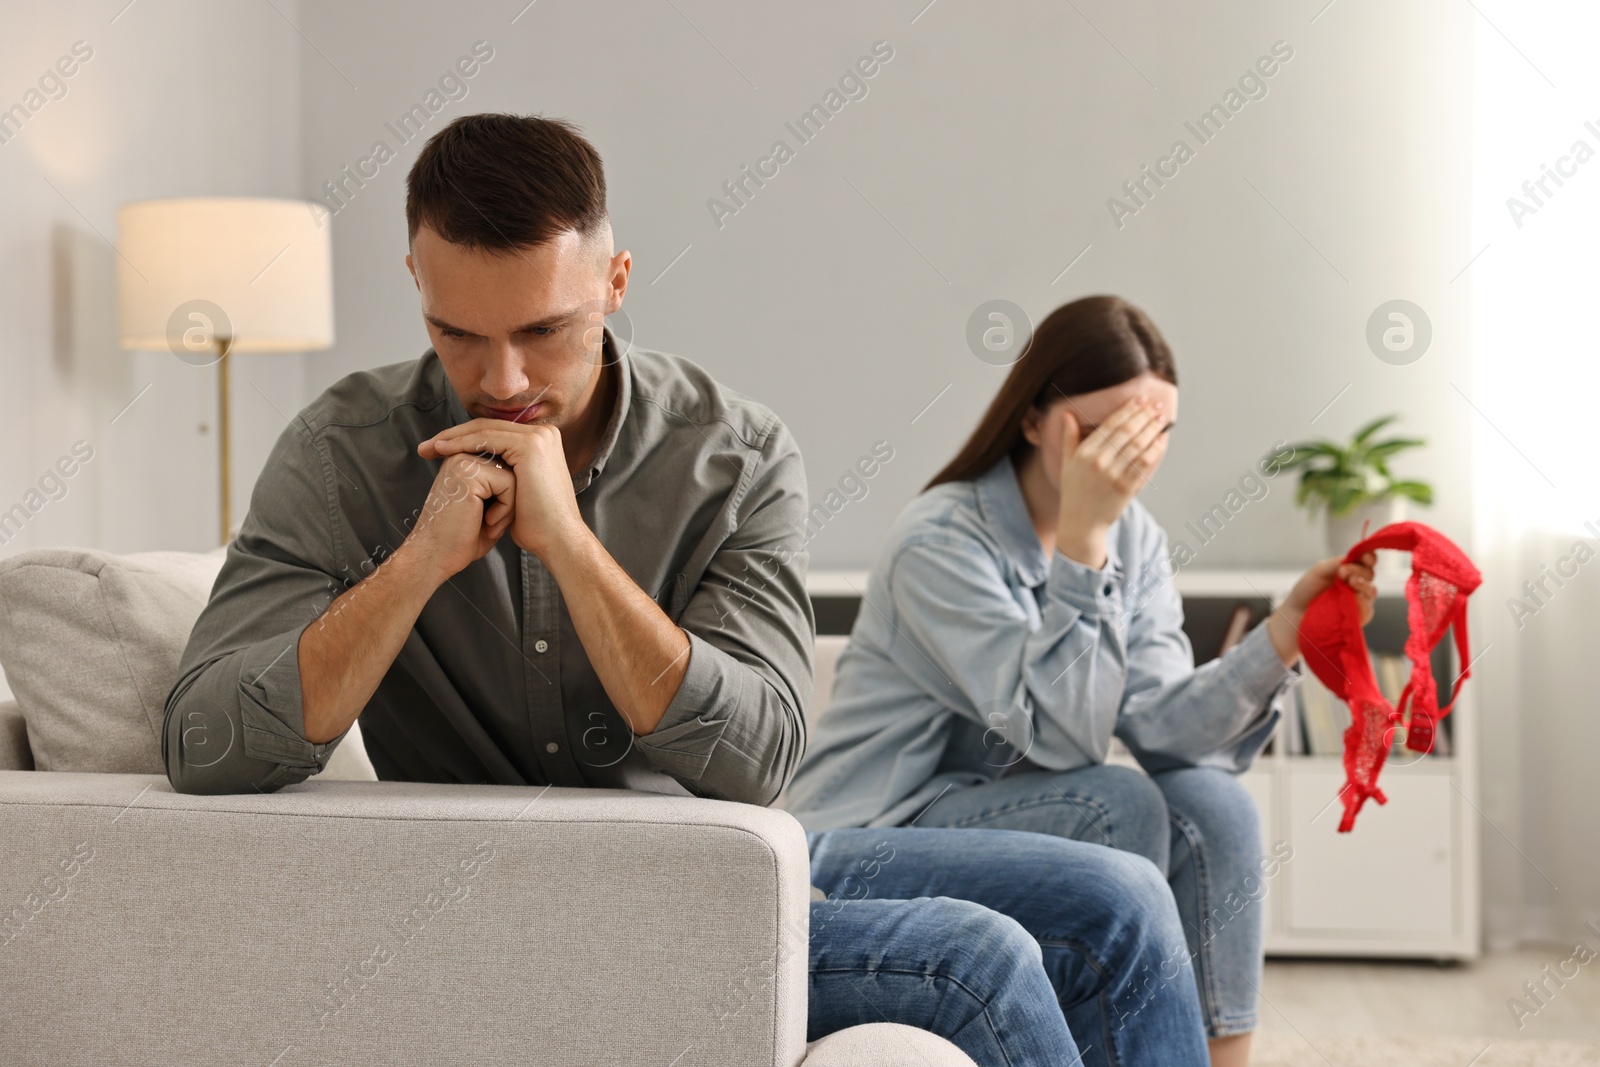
[116,197,333,352]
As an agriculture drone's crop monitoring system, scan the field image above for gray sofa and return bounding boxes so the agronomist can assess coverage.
[0,546,973,1066]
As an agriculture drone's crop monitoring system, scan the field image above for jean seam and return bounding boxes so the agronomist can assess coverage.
[919,794,1132,1062]
[812,965,1017,1067]
[1207,1013,1258,1030]
[1033,935,1126,1067]
[1169,805,1232,1038]
[933,793,1117,846]
[1206,1015,1258,1038]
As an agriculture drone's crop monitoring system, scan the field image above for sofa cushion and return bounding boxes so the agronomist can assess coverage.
[811,635,849,731]
[0,547,229,772]
[0,699,31,771]
[0,546,374,781]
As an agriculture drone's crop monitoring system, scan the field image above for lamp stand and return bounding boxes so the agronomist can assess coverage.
[214,335,235,547]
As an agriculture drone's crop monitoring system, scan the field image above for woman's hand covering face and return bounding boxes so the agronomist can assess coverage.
[1055,395,1170,533]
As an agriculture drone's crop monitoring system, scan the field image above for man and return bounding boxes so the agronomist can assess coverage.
[163,113,1208,1067]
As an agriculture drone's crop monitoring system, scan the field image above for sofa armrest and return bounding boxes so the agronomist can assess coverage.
[0,699,30,770]
[0,772,811,1067]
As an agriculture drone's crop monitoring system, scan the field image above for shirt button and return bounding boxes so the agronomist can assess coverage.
[1103,583,1113,596]
[534,639,549,653]
[545,742,559,754]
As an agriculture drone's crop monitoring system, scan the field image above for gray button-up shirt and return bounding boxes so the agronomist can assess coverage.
[783,455,1298,831]
[163,332,813,804]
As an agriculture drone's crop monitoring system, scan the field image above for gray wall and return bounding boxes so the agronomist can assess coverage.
[294,0,1473,572]
[0,0,305,699]
[0,1,306,559]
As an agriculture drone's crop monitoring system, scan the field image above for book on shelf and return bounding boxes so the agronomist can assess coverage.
[1288,650,1452,758]
[1218,601,1253,658]
[1294,672,1349,757]
[1373,651,1406,760]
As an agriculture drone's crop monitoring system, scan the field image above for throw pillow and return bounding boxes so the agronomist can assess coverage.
[0,545,375,781]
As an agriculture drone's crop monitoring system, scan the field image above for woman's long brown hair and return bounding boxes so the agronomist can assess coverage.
[925,294,1178,490]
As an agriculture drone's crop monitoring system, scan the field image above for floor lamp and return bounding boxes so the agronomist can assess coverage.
[116,198,333,546]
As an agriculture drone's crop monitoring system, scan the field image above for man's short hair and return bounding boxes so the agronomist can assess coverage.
[405,113,608,252]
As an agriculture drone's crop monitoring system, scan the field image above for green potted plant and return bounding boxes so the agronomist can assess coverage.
[1276,414,1433,555]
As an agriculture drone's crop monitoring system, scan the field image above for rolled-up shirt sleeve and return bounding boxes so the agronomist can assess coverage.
[634,419,813,807]
[1113,527,1300,774]
[162,415,352,795]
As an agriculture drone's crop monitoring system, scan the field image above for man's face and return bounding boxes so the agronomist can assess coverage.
[405,223,629,429]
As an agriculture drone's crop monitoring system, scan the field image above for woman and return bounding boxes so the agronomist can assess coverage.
[784,295,1377,1067]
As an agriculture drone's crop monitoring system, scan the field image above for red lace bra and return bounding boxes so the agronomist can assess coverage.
[1295,522,1482,832]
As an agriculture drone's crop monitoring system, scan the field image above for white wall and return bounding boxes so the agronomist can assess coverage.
[0,0,308,557]
[295,0,1473,575]
[0,0,305,701]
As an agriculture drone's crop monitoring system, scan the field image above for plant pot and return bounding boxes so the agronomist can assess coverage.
[1326,497,1410,577]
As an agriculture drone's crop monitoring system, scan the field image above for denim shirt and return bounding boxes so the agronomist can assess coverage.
[783,456,1299,831]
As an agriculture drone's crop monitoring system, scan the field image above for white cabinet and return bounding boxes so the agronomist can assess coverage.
[1284,763,1455,938]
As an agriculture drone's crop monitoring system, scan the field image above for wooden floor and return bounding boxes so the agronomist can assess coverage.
[1259,948,1600,1043]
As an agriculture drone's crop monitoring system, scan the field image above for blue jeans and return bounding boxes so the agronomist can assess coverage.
[909,765,1266,1039]
[805,826,1210,1067]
